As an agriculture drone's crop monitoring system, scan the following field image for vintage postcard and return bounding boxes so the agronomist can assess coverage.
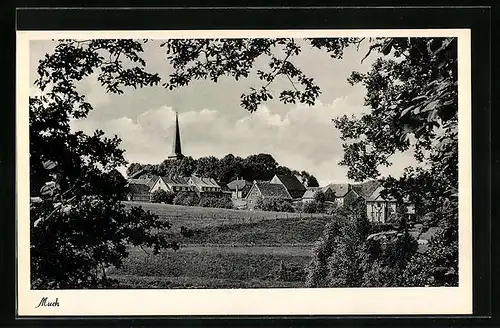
[17,29,472,316]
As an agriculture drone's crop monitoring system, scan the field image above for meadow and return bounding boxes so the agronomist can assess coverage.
[108,202,332,288]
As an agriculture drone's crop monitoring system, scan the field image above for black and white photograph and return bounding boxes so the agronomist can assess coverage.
[17,29,472,316]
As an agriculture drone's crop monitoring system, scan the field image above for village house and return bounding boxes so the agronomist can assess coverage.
[269,174,307,199]
[188,176,230,198]
[149,176,192,194]
[365,186,416,224]
[245,181,292,210]
[301,186,335,203]
[226,178,253,199]
[126,178,155,202]
[323,183,361,207]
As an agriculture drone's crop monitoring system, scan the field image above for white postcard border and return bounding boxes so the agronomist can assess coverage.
[16,28,472,316]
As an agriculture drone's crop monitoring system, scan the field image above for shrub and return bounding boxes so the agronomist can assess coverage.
[198,196,234,209]
[313,190,326,203]
[255,198,294,212]
[151,189,175,204]
[173,191,199,206]
[302,200,325,214]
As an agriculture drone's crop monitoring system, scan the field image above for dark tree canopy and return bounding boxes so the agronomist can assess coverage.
[128,152,318,187]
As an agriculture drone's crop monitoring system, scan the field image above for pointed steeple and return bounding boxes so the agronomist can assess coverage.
[168,111,184,160]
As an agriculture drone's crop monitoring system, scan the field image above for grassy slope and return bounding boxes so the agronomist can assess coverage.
[111,202,331,288]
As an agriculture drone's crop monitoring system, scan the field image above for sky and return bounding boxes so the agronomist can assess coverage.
[29,39,417,185]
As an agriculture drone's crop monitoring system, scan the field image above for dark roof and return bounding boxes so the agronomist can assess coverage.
[227,179,252,190]
[367,186,396,202]
[351,180,382,199]
[189,176,220,188]
[255,182,292,199]
[274,174,306,192]
[127,180,151,193]
[128,178,155,188]
[160,176,190,186]
[128,168,146,179]
[324,183,350,197]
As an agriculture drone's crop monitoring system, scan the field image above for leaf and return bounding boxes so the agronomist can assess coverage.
[400,106,414,118]
[421,100,440,113]
[42,160,58,170]
[40,181,57,196]
[411,95,428,103]
[381,39,394,55]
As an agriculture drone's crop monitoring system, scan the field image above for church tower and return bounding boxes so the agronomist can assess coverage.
[168,111,185,160]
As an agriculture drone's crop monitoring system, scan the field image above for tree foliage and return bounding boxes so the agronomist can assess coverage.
[30,39,177,288]
[128,152,318,187]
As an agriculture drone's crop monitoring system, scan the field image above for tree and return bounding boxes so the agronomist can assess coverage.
[194,156,220,179]
[216,154,244,185]
[30,39,178,289]
[242,153,279,181]
[306,175,320,187]
[306,199,369,287]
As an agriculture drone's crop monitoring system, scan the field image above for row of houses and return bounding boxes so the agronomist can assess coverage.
[126,171,231,201]
[225,175,415,224]
[127,170,415,224]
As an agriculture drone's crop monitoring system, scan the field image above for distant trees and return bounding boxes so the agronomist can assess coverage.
[127,153,319,187]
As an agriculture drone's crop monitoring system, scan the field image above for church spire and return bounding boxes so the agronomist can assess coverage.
[168,111,184,160]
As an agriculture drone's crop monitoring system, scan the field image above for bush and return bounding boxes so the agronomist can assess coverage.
[198,196,233,209]
[302,200,325,214]
[255,198,294,212]
[151,189,175,204]
[173,191,199,206]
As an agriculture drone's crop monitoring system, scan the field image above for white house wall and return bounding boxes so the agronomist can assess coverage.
[150,178,171,193]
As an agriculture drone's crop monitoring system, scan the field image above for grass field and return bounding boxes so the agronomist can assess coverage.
[110,202,331,288]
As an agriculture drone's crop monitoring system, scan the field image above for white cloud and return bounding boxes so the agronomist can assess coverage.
[68,96,417,185]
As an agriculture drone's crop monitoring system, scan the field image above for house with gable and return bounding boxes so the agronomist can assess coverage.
[227,178,253,199]
[188,176,230,198]
[301,186,335,203]
[269,174,307,199]
[323,183,361,207]
[149,176,192,194]
[245,181,292,209]
[126,178,156,202]
[364,185,416,224]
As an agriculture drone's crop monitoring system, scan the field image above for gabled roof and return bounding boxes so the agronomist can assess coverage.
[254,182,292,199]
[160,176,190,187]
[189,176,220,188]
[351,180,382,199]
[227,179,252,190]
[127,179,152,193]
[324,183,350,197]
[128,178,155,188]
[128,168,146,179]
[274,174,306,192]
[301,189,316,199]
[367,186,396,202]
